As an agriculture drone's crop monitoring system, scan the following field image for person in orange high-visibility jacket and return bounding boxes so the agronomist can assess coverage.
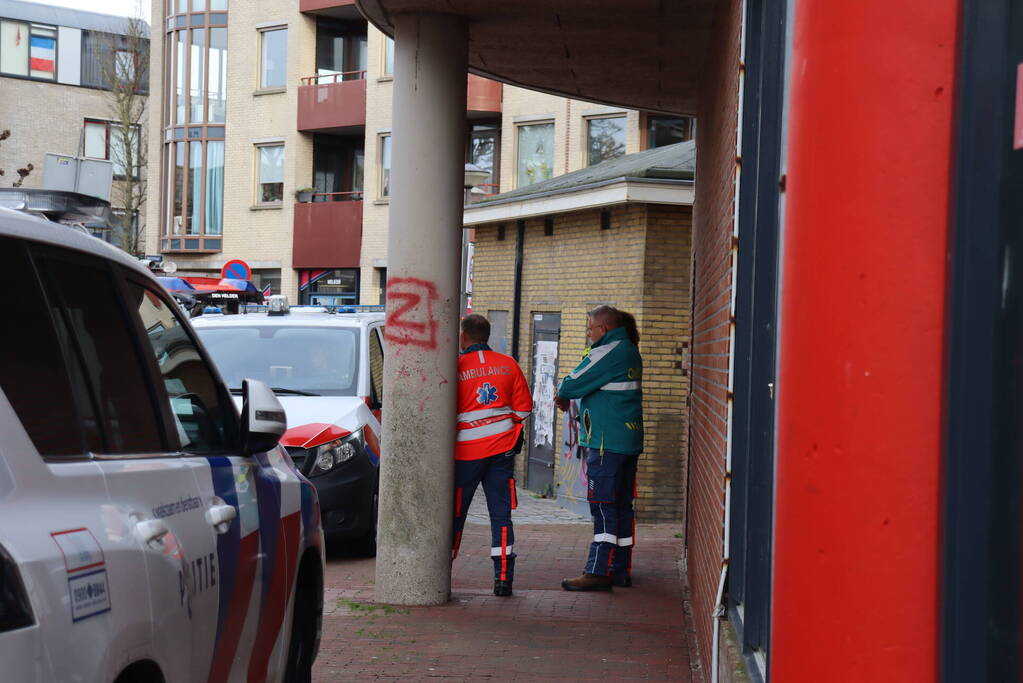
[453,314,532,597]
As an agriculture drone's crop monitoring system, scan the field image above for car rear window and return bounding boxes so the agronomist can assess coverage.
[196,325,360,396]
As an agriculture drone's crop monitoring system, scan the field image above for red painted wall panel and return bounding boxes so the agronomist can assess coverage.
[292,200,363,269]
[466,74,502,114]
[297,79,367,133]
[772,1,958,679]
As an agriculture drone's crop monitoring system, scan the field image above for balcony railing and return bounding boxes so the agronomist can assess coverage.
[309,190,364,202]
[297,71,367,132]
[300,70,366,86]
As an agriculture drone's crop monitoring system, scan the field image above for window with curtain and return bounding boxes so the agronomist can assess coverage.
[258,144,284,203]
[383,37,394,76]
[83,119,140,179]
[586,116,627,166]
[162,10,228,252]
[0,21,55,80]
[379,135,392,198]
[205,141,224,234]
[0,21,29,76]
[189,29,205,123]
[516,122,554,187]
[260,27,287,89]
[207,28,227,123]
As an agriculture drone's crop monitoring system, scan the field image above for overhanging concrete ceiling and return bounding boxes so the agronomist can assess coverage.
[355,0,718,116]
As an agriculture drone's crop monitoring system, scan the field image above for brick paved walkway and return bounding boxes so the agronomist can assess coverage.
[313,492,703,681]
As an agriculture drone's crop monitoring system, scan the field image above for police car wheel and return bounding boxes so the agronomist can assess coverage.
[284,570,319,682]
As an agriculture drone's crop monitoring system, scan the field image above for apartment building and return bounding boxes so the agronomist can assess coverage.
[144,0,692,302]
[0,0,149,245]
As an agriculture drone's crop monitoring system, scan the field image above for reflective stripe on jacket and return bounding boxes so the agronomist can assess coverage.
[456,347,532,461]
[557,326,643,454]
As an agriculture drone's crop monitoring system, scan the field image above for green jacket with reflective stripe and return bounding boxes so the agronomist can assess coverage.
[557,326,643,454]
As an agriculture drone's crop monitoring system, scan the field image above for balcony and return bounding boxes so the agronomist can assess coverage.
[299,0,361,19]
[293,193,363,268]
[297,72,367,134]
[466,74,502,115]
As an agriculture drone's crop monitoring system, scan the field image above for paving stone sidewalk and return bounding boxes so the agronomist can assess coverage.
[314,491,703,682]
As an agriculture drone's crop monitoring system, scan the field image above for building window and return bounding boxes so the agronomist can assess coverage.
[83,119,141,179]
[645,115,695,149]
[516,122,554,188]
[0,21,56,80]
[586,115,627,166]
[383,36,394,76]
[257,144,284,203]
[379,134,391,198]
[80,30,149,92]
[162,7,228,252]
[259,27,287,89]
[313,135,364,200]
[315,22,366,80]
[468,124,500,195]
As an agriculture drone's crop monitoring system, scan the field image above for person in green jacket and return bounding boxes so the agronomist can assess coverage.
[557,305,643,591]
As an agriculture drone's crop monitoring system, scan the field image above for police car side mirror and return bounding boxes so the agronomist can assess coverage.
[240,379,287,455]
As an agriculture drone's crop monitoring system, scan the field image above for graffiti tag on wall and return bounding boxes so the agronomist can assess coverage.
[384,277,439,349]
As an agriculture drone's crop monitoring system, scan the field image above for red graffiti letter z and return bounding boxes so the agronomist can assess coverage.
[385,278,439,349]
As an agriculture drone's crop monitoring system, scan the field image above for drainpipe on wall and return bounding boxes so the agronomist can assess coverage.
[510,219,525,360]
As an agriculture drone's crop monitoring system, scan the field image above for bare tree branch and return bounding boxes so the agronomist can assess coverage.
[98,16,149,255]
[0,128,35,187]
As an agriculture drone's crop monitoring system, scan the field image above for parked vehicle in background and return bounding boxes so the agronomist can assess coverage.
[0,208,324,683]
[192,300,385,555]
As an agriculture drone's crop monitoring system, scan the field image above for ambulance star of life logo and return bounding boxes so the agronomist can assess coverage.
[477,382,499,406]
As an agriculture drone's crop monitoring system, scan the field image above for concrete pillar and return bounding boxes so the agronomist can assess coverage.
[374,12,467,605]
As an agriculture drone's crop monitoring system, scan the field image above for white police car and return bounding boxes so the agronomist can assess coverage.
[0,208,324,682]
[192,301,384,555]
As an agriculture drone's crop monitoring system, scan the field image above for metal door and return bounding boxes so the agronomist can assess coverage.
[526,313,560,495]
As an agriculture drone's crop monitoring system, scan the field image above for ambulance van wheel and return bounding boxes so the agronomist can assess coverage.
[351,482,378,557]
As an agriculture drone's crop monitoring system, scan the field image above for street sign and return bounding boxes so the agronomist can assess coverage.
[221,259,251,280]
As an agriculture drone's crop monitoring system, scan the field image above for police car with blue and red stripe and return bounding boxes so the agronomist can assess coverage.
[191,301,384,555]
[0,208,324,682]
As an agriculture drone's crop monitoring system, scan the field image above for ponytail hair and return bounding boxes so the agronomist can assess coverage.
[619,310,640,345]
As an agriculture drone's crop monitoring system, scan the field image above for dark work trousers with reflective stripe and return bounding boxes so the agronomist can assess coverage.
[452,451,518,583]
[583,447,639,577]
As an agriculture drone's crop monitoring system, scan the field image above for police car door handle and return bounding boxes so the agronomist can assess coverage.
[205,504,237,534]
[136,519,169,548]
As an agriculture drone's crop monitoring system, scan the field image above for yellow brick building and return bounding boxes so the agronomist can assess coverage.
[465,141,694,522]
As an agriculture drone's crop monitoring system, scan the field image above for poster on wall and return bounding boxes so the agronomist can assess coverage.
[532,340,559,446]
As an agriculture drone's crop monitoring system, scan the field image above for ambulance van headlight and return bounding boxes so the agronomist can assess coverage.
[0,544,33,632]
[310,430,362,476]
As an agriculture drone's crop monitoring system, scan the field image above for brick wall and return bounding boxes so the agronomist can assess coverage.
[471,203,691,522]
[687,0,741,670]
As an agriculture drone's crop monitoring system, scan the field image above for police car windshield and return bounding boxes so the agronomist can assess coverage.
[196,326,360,397]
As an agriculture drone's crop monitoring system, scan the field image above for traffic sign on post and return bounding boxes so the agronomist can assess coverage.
[221,259,251,281]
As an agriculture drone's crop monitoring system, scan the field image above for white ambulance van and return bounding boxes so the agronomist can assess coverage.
[0,208,324,682]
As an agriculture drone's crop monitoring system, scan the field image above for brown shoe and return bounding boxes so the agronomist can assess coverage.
[561,573,613,592]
